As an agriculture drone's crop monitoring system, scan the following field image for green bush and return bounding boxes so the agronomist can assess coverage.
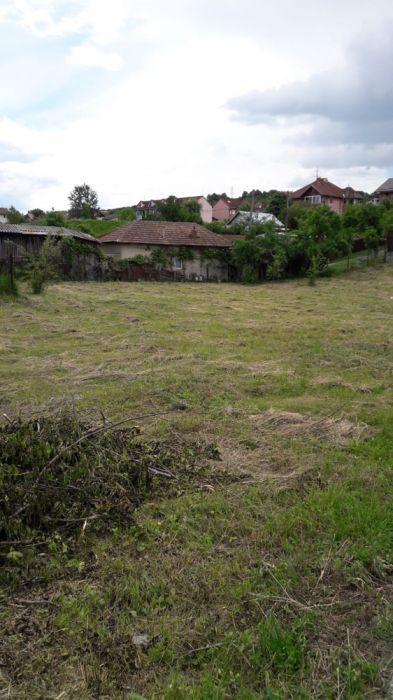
[0,272,18,296]
[29,265,46,294]
[242,264,258,284]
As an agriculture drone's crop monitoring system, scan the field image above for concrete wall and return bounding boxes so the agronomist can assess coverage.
[100,242,229,281]
[198,197,213,223]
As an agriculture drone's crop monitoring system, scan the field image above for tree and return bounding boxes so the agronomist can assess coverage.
[157,196,202,223]
[207,193,227,206]
[382,208,393,261]
[29,208,44,219]
[119,207,135,222]
[45,210,66,227]
[287,206,342,277]
[266,191,287,220]
[68,183,99,219]
[232,222,286,283]
[7,206,24,224]
[364,227,382,261]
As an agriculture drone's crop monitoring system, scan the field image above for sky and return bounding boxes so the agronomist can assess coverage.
[0,0,392,212]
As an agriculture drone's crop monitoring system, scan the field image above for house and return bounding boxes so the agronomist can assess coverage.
[212,197,244,221]
[290,177,345,214]
[342,187,364,206]
[99,220,238,281]
[373,178,393,203]
[135,196,213,223]
[0,208,9,224]
[178,196,212,223]
[0,223,97,262]
[227,211,286,232]
[135,200,160,220]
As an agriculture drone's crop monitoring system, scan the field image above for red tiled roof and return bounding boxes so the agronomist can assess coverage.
[212,197,244,211]
[98,221,237,248]
[291,177,344,200]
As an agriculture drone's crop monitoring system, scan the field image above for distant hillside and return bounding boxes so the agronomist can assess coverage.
[66,219,124,238]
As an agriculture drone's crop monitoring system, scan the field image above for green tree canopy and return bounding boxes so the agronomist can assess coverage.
[157,196,202,223]
[7,206,24,224]
[68,183,99,219]
[45,210,66,227]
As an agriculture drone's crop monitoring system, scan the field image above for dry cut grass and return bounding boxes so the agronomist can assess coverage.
[1,265,393,698]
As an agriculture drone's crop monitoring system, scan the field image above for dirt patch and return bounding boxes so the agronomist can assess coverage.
[250,409,371,445]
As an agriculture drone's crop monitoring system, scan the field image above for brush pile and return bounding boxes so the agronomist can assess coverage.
[0,410,210,546]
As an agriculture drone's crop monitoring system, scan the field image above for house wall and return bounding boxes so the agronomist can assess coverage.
[0,214,8,224]
[379,191,393,202]
[100,242,229,281]
[198,197,213,223]
[325,197,344,214]
[292,191,344,215]
[212,199,230,221]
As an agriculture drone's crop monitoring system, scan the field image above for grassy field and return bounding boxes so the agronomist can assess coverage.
[66,218,125,237]
[1,266,393,698]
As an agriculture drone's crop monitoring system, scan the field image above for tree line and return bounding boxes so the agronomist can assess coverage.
[229,200,393,283]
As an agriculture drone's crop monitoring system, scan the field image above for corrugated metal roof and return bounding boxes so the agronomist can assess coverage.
[0,223,97,243]
[98,221,237,248]
[227,211,285,229]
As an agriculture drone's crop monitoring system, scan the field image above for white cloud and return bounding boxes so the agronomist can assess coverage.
[68,44,122,70]
[1,0,393,211]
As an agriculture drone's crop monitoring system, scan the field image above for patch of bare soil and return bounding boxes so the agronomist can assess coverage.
[250,409,371,445]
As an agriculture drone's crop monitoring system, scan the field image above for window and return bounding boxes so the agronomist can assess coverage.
[173,257,183,270]
[304,195,322,204]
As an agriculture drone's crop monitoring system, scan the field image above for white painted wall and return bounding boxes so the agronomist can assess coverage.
[100,242,229,281]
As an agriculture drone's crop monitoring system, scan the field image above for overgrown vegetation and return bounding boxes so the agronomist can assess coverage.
[0,409,218,573]
[0,271,18,296]
[0,272,393,697]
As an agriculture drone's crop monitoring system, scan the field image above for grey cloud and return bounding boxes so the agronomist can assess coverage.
[226,24,393,167]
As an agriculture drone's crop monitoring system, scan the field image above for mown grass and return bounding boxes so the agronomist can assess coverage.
[1,266,393,698]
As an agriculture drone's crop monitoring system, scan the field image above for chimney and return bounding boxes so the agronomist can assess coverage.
[189,225,198,239]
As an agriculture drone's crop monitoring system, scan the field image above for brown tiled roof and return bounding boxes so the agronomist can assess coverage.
[98,221,237,248]
[291,177,344,200]
[0,208,8,215]
[220,197,244,209]
[342,186,363,199]
[375,178,393,193]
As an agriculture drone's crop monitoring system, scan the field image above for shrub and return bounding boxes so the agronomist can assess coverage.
[29,265,46,294]
[0,272,18,296]
[242,264,258,284]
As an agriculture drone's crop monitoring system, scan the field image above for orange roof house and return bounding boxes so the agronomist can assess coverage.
[290,177,345,214]
[99,220,238,282]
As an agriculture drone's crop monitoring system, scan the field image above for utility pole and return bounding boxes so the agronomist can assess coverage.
[285,191,290,232]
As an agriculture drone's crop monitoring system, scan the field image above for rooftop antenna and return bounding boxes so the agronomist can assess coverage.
[230,185,234,198]
[316,167,319,179]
